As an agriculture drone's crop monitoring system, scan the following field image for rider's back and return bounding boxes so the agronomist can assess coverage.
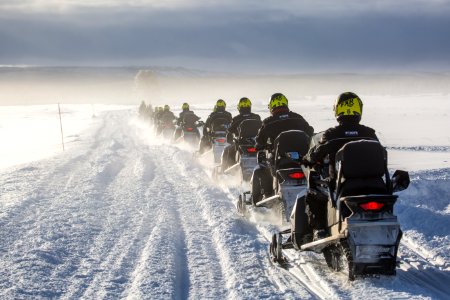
[256,108,314,150]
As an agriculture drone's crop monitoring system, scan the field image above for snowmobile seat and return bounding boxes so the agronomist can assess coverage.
[313,136,379,179]
[335,140,389,197]
[237,119,262,144]
[211,117,229,136]
[273,130,310,170]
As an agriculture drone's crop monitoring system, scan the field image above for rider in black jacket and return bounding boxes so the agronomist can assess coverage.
[157,105,176,135]
[304,92,379,240]
[198,99,232,154]
[174,102,201,141]
[221,97,261,171]
[251,93,314,204]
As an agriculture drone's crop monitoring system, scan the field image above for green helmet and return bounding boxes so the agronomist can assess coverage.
[164,104,170,112]
[237,97,251,112]
[182,102,189,111]
[268,93,288,113]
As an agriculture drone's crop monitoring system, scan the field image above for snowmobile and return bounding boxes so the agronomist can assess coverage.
[158,120,176,140]
[270,137,410,280]
[207,117,230,164]
[237,130,311,224]
[174,116,204,147]
[217,119,262,182]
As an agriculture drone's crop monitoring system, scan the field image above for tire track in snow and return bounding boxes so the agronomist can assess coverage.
[121,157,191,300]
[61,113,187,299]
[162,148,228,299]
[0,110,162,299]
[64,151,162,299]
[396,239,450,299]
[0,111,133,298]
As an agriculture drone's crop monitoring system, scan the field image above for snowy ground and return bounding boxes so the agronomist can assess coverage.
[0,96,449,299]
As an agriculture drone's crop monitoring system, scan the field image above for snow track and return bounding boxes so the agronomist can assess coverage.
[0,108,448,299]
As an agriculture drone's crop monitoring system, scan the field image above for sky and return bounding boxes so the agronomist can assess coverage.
[1,0,450,72]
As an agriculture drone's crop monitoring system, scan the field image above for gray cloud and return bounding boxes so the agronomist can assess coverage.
[1,1,450,72]
[2,0,450,14]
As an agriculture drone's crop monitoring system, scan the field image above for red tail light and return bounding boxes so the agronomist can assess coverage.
[186,128,193,131]
[288,172,305,179]
[246,147,257,153]
[359,201,385,211]
[216,138,226,143]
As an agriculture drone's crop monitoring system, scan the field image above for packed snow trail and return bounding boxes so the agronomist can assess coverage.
[0,109,316,299]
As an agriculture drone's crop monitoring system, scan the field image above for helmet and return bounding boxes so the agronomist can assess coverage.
[268,93,288,112]
[334,92,363,122]
[164,104,170,111]
[182,102,189,111]
[237,97,251,112]
[215,99,226,111]
[216,99,226,108]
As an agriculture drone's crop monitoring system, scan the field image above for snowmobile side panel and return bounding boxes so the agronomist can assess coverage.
[255,194,280,207]
[300,233,345,252]
[223,162,241,175]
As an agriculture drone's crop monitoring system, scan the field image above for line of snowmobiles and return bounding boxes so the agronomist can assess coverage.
[196,118,261,187]
[235,130,410,280]
[149,112,204,148]
[140,106,411,280]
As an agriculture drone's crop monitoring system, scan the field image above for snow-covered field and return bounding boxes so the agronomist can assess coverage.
[0,95,449,299]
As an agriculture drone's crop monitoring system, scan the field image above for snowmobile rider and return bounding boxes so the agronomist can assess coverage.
[173,102,201,141]
[220,97,261,171]
[153,106,162,128]
[138,101,147,117]
[304,92,379,240]
[251,93,314,204]
[156,105,176,135]
[198,99,232,154]
[145,103,154,121]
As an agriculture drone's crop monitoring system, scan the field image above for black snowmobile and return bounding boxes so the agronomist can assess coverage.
[237,130,310,224]
[174,114,203,147]
[217,119,262,182]
[270,137,410,280]
[207,117,230,164]
[157,114,176,140]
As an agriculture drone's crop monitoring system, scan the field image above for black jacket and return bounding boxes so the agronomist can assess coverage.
[255,107,314,150]
[306,120,378,164]
[204,110,233,135]
[159,111,176,124]
[226,111,261,143]
[177,110,200,126]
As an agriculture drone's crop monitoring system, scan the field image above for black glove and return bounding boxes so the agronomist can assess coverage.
[257,151,267,166]
[302,157,316,168]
